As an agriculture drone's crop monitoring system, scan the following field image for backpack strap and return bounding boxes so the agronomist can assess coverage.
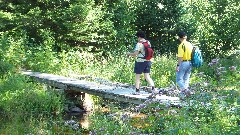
[182,43,186,52]
[182,42,194,52]
[182,42,194,60]
[139,40,148,57]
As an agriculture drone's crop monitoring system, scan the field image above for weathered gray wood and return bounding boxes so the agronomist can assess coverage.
[22,70,181,105]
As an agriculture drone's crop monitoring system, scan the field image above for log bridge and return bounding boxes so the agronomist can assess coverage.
[22,71,180,105]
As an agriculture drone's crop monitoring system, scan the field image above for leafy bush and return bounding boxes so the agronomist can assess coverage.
[0,33,27,69]
[0,74,65,119]
[0,61,14,78]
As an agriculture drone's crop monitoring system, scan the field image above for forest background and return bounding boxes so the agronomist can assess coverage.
[1,0,239,58]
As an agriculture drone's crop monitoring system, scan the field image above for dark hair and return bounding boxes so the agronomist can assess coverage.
[136,30,145,38]
[178,31,187,38]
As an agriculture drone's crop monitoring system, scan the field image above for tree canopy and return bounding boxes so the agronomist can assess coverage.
[0,0,239,59]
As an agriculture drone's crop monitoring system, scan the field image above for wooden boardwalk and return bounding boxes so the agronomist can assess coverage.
[22,71,180,105]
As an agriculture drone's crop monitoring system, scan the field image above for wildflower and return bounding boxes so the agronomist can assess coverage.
[154,112,161,117]
[168,109,177,115]
[129,132,139,135]
[203,82,209,86]
[216,72,221,76]
[229,66,237,71]
[144,99,151,105]
[212,59,217,62]
[64,120,76,126]
[137,104,146,109]
[208,59,219,66]
[99,128,106,131]
[217,67,225,71]
[196,72,205,77]
[89,130,97,135]
[72,124,79,130]
[206,103,212,107]
[107,113,117,117]
[120,113,130,121]
[194,117,199,121]
[228,107,238,113]
[208,63,213,67]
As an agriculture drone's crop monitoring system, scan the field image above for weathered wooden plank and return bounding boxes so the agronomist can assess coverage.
[21,71,181,105]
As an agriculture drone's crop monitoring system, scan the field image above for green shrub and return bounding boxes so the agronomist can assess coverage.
[0,61,14,78]
[0,75,65,119]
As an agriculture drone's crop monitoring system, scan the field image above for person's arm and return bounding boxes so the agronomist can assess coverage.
[127,43,141,57]
[176,44,183,71]
[127,51,139,57]
[177,57,183,66]
[176,57,182,71]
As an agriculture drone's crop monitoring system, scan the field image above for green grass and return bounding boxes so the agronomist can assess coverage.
[0,43,239,134]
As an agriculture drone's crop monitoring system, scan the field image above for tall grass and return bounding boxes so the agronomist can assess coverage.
[0,33,239,134]
[0,73,65,134]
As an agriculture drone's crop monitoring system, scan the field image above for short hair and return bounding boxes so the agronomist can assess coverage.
[136,30,145,38]
[178,31,187,38]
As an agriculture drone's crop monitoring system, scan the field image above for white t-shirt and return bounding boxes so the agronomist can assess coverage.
[134,39,151,62]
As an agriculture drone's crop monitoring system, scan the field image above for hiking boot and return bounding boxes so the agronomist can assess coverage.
[136,88,140,93]
[184,90,191,98]
[147,89,158,98]
[179,91,186,100]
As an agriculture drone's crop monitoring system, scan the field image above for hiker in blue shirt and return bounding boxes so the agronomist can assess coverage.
[127,30,155,94]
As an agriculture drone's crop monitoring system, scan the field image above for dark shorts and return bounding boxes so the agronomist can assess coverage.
[134,61,152,74]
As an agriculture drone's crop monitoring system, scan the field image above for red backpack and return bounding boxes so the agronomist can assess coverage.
[139,40,154,60]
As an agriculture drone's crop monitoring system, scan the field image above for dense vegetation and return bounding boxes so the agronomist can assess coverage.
[0,0,239,134]
[1,0,239,56]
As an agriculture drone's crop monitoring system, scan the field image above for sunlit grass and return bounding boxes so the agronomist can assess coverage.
[0,42,239,134]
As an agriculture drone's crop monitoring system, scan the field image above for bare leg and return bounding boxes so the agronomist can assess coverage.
[144,73,154,87]
[135,74,141,89]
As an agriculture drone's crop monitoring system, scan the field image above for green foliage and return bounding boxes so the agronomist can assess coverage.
[102,0,136,53]
[191,54,240,90]
[133,0,182,54]
[1,0,239,56]
[0,60,14,78]
[151,56,176,87]
[0,0,117,52]
[24,30,61,72]
[0,33,27,69]
[0,40,239,134]
[0,75,65,119]
[182,0,240,60]
[89,85,239,135]
[0,74,70,134]
[89,113,133,134]
[81,52,239,135]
